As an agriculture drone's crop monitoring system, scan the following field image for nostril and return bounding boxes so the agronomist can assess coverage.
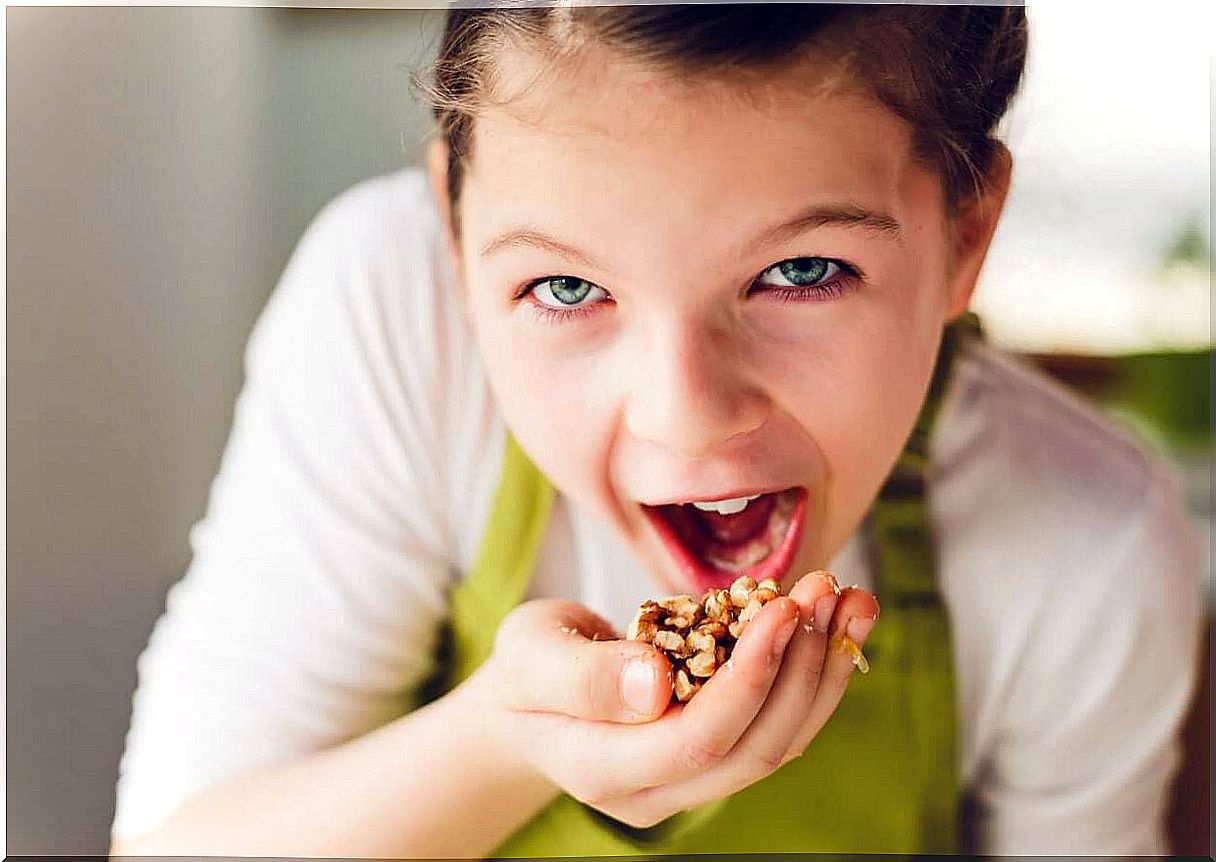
[625,406,765,460]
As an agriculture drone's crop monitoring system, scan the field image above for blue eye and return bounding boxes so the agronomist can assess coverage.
[755,257,848,288]
[752,256,861,302]
[530,276,610,309]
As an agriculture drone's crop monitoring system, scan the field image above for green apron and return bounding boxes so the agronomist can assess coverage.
[413,316,979,857]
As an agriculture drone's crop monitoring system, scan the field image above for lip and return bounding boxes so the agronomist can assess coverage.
[640,487,808,594]
[640,486,790,507]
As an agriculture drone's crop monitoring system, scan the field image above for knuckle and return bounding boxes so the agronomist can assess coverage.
[495,604,530,645]
[572,650,606,717]
[567,776,616,808]
[677,737,729,773]
[747,744,787,775]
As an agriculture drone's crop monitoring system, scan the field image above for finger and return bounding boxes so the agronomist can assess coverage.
[782,586,879,759]
[493,598,673,723]
[665,596,800,768]
[778,571,841,761]
[616,573,839,813]
[511,596,800,803]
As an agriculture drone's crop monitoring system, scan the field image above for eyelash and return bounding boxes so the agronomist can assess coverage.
[515,257,864,324]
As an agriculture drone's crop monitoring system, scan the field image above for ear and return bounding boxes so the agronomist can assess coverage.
[426,137,466,284]
[943,142,1013,320]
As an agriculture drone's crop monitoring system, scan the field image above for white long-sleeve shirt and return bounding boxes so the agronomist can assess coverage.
[112,167,1204,854]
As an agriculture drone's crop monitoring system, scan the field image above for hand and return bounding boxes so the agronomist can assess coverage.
[463,571,879,829]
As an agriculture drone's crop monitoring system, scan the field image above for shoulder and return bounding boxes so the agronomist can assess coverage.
[304,166,439,247]
[936,339,1203,824]
[932,336,1197,642]
[252,166,461,378]
[305,170,505,579]
[936,337,1178,535]
[273,166,451,310]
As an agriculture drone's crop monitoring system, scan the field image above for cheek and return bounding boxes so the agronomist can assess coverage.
[469,311,613,504]
[752,288,940,499]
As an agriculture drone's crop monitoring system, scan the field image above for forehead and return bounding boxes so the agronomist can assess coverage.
[463,42,939,239]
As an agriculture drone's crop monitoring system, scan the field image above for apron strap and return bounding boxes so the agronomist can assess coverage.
[870,313,980,609]
[411,432,555,705]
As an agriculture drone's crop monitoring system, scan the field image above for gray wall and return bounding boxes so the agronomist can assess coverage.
[7,7,441,852]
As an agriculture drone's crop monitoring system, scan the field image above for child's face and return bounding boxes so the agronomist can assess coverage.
[431,49,1003,596]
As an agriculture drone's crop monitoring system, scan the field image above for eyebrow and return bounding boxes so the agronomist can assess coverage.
[478,202,904,271]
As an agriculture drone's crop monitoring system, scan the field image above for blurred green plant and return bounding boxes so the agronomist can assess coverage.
[1103,350,1213,454]
[1162,214,1212,271]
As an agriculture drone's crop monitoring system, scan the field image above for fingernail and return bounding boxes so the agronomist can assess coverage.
[814,571,842,595]
[774,614,799,658]
[621,659,659,716]
[812,593,837,633]
[846,615,877,645]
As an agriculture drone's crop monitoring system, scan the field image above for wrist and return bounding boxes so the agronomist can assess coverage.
[458,664,561,803]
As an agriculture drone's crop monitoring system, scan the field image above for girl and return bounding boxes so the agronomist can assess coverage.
[110,3,1202,857]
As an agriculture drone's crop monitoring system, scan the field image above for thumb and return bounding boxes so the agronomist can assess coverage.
[493,599,672,723]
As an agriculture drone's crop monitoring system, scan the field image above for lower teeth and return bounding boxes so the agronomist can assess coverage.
[699,492,794,571]
[702,542,773,571]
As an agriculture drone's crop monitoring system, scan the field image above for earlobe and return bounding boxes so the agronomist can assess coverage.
[944,142,1013,320]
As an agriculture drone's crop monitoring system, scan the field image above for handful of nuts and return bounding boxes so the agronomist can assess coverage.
[627,575,783,703]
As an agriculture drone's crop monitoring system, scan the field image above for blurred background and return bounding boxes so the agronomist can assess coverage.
[6,4,1211,854]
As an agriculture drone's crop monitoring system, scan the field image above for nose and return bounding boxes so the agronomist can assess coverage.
[623,316,769,459]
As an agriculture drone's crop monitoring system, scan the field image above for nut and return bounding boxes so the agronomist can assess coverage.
[686,629,717,653]
[658,595,702,619]
[686,649,718,678]
[753,579,780,603]
[738,596,765,625]
[626,571,802,703]
[665,613,698,630]
[673,668,701,703]
[627,618,658,643]
[635,600,663,623]
[653,629,691,657]
[729,576,758,608]
[703,589,732,621]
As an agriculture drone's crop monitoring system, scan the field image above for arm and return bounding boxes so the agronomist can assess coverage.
[111,674,561,858]
[110,174,538,856]
[977,473,1204,855]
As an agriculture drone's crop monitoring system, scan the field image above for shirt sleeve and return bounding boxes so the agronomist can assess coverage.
[976,469,1204,855]
[111,174,457,842]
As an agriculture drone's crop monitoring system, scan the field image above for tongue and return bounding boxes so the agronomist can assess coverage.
[688,494,776,545]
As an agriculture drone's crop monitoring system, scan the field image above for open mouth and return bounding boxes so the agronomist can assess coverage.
[641,487,807,593]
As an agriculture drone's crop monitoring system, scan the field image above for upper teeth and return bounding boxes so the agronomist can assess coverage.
[690,494,762,515]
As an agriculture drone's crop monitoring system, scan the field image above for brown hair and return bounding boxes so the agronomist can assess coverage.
[411,3,1027,239]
